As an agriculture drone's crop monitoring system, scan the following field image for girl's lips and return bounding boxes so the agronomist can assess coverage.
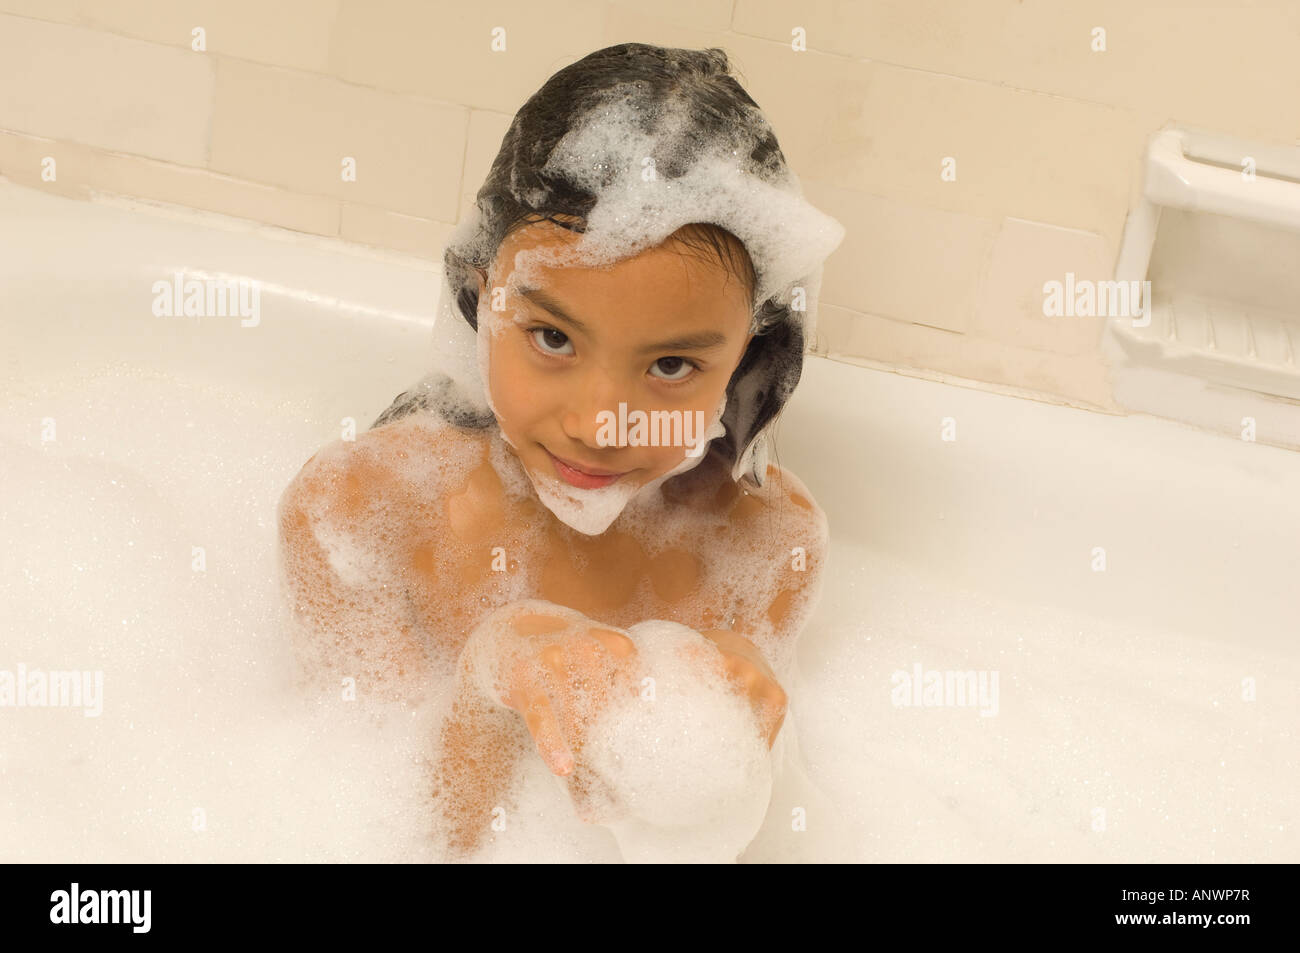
[545,449,627,489]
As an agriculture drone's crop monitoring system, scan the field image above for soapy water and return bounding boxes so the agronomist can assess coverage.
[4,365,1294,861]
[0,370,446,862]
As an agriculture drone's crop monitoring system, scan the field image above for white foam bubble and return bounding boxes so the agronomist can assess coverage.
[523,87,842,311]
[575,620,774,863]
[309,518,386,589]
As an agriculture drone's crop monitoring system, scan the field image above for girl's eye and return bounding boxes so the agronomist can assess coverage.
[527,324,699,383]
[649,356,698,382]
[529,327,574,356]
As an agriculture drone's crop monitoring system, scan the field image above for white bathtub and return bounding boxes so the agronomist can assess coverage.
[2,178,1296,863]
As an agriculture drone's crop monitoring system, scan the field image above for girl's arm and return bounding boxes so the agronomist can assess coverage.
[277,442,536,855]
[275,441,433,699]
[430,664,527,857]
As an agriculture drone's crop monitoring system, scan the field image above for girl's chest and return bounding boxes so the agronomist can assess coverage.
[404,458,751,651]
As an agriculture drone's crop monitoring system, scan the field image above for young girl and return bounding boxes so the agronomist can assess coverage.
[277,42,844,859]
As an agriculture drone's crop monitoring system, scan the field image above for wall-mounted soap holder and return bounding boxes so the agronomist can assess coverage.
[1104,127,1300,449]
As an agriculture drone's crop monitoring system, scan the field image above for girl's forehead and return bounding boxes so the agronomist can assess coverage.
[496,223,749,312]
[491,220,580,278]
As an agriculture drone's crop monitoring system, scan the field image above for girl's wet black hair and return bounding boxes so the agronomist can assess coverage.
[373,42,805,486]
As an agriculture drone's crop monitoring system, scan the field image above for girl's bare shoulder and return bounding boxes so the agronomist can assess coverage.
[699,458,827,539]
[696,460,829,644]
[283,414,489,523]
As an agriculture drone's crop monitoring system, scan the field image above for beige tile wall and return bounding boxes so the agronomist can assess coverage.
[2,1,1297,409]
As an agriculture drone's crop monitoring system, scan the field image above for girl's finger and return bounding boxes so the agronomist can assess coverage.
[520,688,574,775]
[509,608,572,638]
[499,656,533,710]
[539,642,566,677]
[721,653,759,692]
[749,694,783,747]
[765,682,789,708]
[766,715,784,748]
[588,627,636,659]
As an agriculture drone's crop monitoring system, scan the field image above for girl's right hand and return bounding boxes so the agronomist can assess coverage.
[459,600,640,777]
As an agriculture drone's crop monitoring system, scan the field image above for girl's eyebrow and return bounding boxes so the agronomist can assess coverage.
[517,285,729,353]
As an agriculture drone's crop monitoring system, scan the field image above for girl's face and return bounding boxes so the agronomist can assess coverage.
[475,219,755,496]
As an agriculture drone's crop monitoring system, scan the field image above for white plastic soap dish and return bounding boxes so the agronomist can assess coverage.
[1104,127,1300,450]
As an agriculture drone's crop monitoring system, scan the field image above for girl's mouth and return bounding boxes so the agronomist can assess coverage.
[544,448,628,489]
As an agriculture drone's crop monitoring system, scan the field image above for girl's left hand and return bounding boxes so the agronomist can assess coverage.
[697,629,788,748]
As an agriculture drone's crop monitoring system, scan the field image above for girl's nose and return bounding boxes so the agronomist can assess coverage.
[562,368,628,449]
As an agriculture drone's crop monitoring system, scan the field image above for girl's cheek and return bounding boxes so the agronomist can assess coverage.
[494,353,549,440]
[504,351,541,408]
